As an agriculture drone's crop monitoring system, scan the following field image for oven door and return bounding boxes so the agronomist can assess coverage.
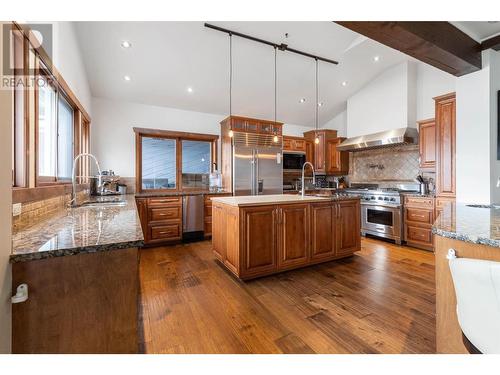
[361,204,402,239]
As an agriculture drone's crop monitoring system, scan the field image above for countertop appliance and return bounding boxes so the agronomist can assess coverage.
[182,194,204,242]
[283,152,306,171]
[345,183,419,244]
[232,132,283,196]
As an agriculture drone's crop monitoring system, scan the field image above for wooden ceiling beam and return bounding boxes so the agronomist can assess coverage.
[335,21,482,77]
[481,34,500,51]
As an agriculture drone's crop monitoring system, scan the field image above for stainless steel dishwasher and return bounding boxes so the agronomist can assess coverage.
[182,194,205,242]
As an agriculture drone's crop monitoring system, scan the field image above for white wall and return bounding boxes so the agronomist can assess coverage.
[456,67,491,204]
[91,97,312,177]
[488,50,500,203]
[416,63,456,120]
[346,62,416,137]
[0,23,13,354]
[322,110,347,136]
[52,22,92,115]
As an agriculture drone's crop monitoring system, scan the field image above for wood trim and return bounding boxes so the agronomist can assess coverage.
[433,92,456,102]
[335,22,482,77]
[481,34,500,51]
[417,118,435,125]
[12,22,91,122]
[220,115,284,126]
[133,127,219,142]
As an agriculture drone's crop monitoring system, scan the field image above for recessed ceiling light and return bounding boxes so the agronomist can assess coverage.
[373,55,380,62]
[123,75,131,81]
[187,87,193,93]
[299,98,306,103]
[341,81,348,87]
[121,41,132,48]
[318,102,323,107]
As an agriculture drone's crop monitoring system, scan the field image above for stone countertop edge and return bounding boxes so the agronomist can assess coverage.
[135,190,231,198]
[210,194,360,207]
[10,195,144,263]
[432,203,500,248]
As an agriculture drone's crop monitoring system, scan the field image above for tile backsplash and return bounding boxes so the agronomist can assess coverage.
[349,145,422,184]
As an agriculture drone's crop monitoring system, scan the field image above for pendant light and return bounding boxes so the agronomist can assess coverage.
[314,58,320,145]
[273,46,279,143]
[228,33,234,138]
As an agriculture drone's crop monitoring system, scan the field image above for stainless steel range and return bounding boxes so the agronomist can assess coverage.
[345,184,419,244]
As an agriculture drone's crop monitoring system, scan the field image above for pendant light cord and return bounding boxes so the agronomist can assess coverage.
[274,46,277,123]
[315,58,319,131]
[229,33,233,117]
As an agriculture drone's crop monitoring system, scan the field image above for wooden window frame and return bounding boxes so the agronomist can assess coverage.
[11,21,92,198]
[134,127,218,194]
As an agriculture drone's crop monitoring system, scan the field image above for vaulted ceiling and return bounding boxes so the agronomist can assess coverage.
[74,21,415,126]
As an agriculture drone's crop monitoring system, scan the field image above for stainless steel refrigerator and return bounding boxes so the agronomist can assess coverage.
[232,132,283,196]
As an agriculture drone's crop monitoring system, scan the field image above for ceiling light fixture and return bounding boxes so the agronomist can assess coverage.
[341,81,348,87]
[187,87,193,93]
[318,102,323,107]
[373,55,380,62]
[123,75,131,81]
[273,46,279,144]
[121,41,131,48]
[299,98,306,103]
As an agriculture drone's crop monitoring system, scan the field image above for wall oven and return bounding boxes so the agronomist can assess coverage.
[283,152,306,171]
[360,202,403,244]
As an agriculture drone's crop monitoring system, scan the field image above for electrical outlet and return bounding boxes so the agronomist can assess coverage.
[12,203,22,217]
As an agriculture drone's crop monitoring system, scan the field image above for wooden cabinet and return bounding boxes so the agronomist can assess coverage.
[435,197,455,219]
[418,119,436,170]
[278,204,310,269]
[326,137,349,175]
[240,205,278,277]
[135,196,182,245]
[310,202,336,261]
[204,193,232,238]
[221,115,283,136]
[336,200,361,255]
[12,248,139,353]
[283,136,307,152]
[403,195,435,251]
[305,140,314,165]
[213,199,361,280]
[435,93,456,198]
[303,129,348,175]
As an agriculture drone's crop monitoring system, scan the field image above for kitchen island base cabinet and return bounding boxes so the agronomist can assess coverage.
[213,199,360,280]
[12,248,139,354]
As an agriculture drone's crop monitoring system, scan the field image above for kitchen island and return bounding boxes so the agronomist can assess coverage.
[10,195,143,353]
[433,202,500,353]
[211,194,361,280]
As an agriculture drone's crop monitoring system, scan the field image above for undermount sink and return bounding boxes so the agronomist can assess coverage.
[466,204,500,209]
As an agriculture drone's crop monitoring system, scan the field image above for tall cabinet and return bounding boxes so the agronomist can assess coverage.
[434,93,456,216]
[303,129,349,175]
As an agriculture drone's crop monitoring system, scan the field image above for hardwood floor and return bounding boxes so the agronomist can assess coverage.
[139,237,436,354]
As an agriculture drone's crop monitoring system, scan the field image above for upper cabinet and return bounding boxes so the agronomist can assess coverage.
[221,116,283,136]
[418,118,436,171]
[434,93,456,198]
[303,129,348,175]
[283,136,307,152]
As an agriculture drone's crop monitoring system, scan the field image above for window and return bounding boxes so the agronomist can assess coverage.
[181,140,211,188]
[141,137,177,190]
[37,70,75,183]
[135,128,217,193]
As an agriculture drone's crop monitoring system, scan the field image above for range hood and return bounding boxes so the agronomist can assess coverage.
[336,127,419,152]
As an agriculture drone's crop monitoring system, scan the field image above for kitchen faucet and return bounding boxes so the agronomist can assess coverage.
[301,161,316,197]
[70,153,103,207]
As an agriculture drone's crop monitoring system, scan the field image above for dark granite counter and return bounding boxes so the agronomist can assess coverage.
[135,190,230,198]
[11,195,144,263]
[432,202,500,247]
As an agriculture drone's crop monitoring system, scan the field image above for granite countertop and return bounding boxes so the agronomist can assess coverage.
[11,195,144,263]
[135,190,230,198]
[211,194,359,207]
[432,202,500,247]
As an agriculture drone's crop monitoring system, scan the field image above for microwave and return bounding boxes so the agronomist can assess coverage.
[283,152,306,171]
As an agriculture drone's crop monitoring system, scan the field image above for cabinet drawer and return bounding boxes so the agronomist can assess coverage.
[404,196,434,208]
[406,208,433,225]
[406,225,432,244]
[148,196,182,207]
[148,206,181,222]
[150,223,181,241]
